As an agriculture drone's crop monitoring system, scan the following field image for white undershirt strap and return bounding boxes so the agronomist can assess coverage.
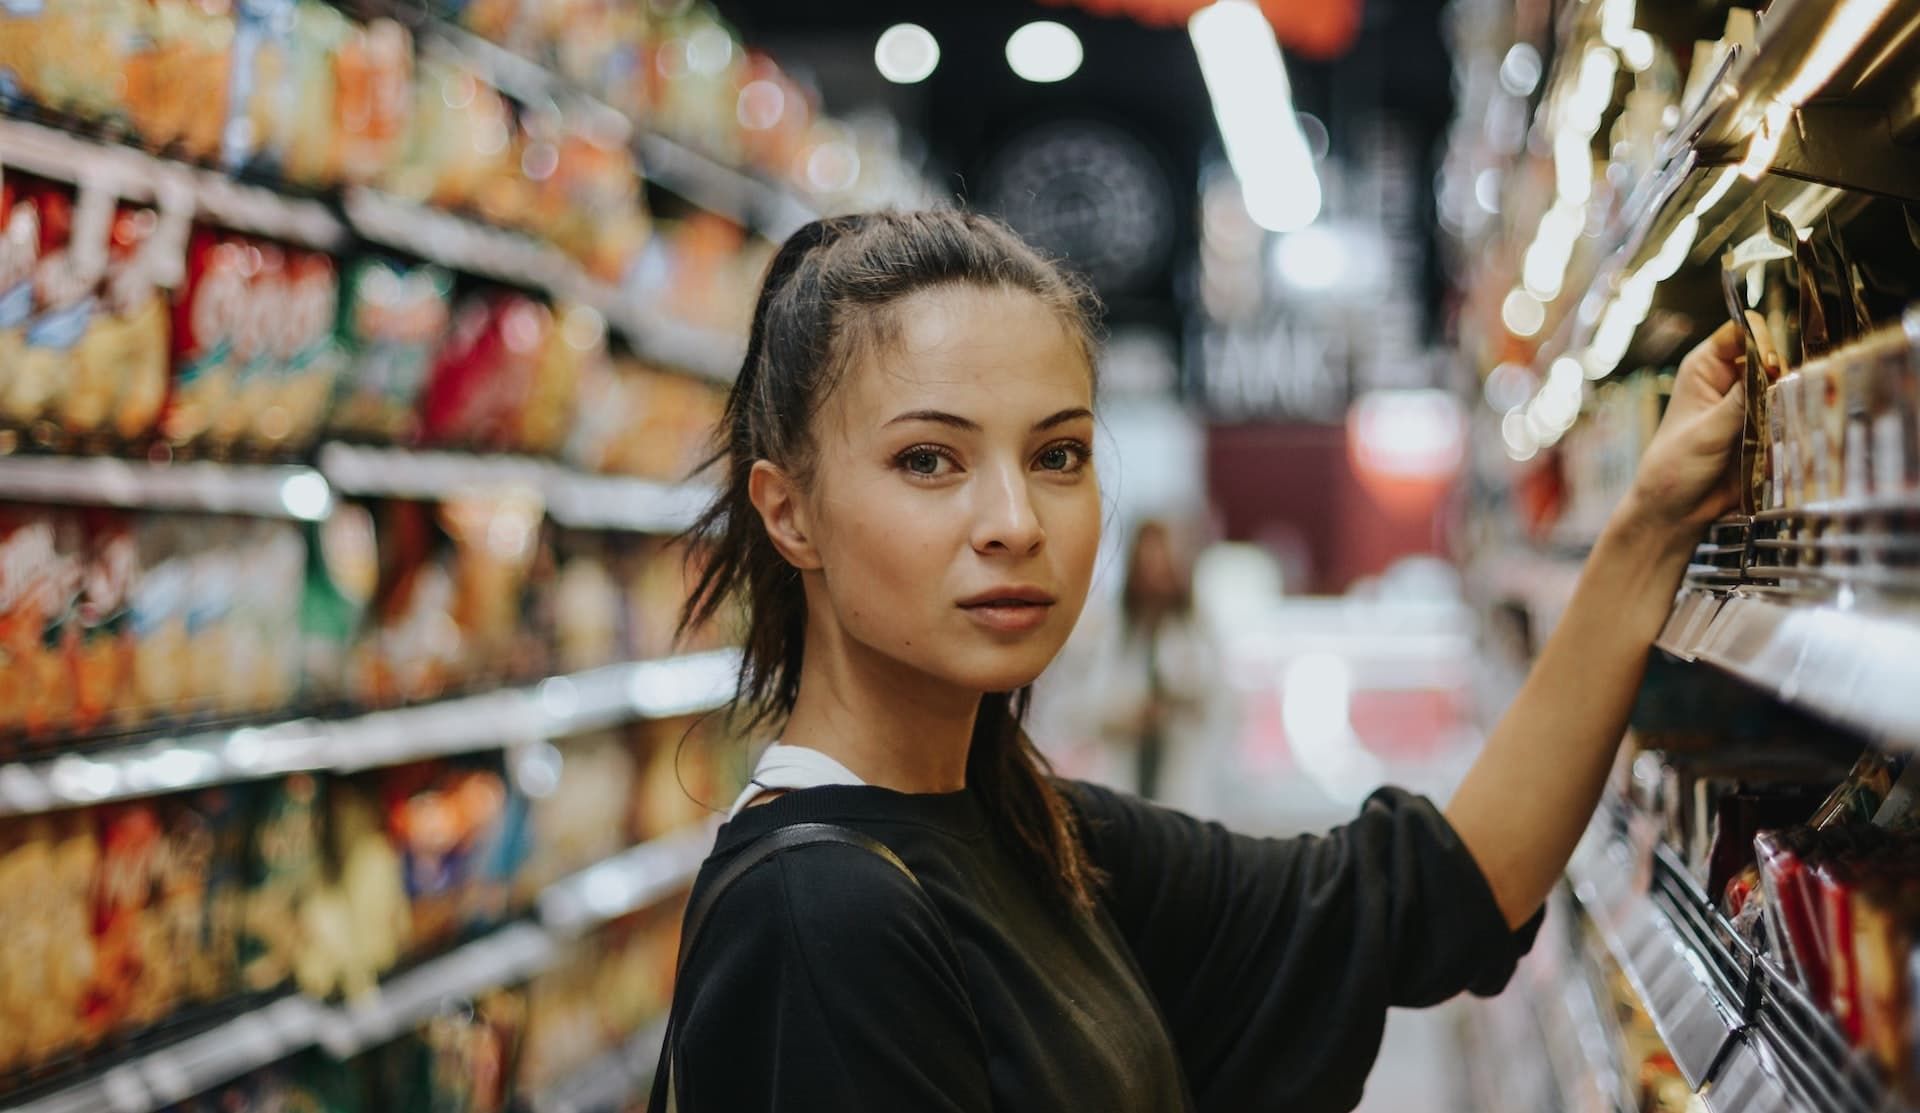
[727,743,868,819]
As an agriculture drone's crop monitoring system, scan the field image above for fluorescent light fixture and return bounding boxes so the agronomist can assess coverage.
[1006,21,1082,83]
[875,23,940,84]
[1739,98,1792,179]
[1272,224,1348,292]
[1189,1,1321,232]
[278,471,333,520]
[1499,43,1542,97]
[1779,0,1894,107]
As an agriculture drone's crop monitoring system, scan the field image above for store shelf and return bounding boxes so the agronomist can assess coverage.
[637,132,818,241]
[0,117,348,251]
[1567,828,1741,1091]
[316,922,556,1058]
[318,442,715,533]
[420,14,816,241]
[1566,809,1916,1113]
[0,650,740,816]
[616,306,747,385]
[0,996,323,1113]
[522,1015,668,1113]
[1523,3,1920,379]
[540,821,712,937]
[1654,590,1920,752]
[342,187,590,297]
[0,456,334,520]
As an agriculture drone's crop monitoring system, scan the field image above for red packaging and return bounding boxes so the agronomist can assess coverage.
[72,511,139,735]
[381,762,510,955]
[164,229,253,448]
[84,802,164,1042]
[1818,861,1865,1043]
[418,293,551,451]
[1757,831,1830,1001]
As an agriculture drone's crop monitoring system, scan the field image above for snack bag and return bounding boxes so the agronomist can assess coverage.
[441,492,545,684]
[19,0,146,123]
[12,511,85,741]
[71,510,138,734]
[223,0,295,172]
[1756,829,1831,998]
[3,814,100,1067]
[380,58,516,212]
[126,0,231,161]
[231,521,306,713]
[85,802,164,1040]
[240,773,324,992]
[329,257,452,443]
[519,303,597,456]
[74,204,179,446]
[553,533,621,672]
[163,229,253,448]
[271,1,350,187]
[0,176,40,412]
[518,730,634,898]
[168,786,247,1005]
[8,177,105,432]
[272,249,346,452]
[129,516,195,724]
[295,777,407,1000]
[185,519,239,715]
[417,292,551,450]
[382,762,509,953]
[213,240,286,451]
[334,18,413,185]
[348,500,464,706]
[299,502,377,704]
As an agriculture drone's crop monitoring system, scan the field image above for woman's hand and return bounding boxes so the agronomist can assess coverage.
[1617,315,1782,539]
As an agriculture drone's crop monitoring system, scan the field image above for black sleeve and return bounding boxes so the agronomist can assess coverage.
[667,843,993,1113]
[1065,780,1543,1113]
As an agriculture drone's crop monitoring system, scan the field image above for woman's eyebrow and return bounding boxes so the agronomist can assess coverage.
[1034,407,1094,431]
[885,409,980,431]
[883,407,1093,431]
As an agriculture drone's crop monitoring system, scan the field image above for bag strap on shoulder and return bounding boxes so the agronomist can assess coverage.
[650,822,926,1112]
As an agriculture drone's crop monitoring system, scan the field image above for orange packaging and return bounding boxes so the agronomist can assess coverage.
[334,17,414,185]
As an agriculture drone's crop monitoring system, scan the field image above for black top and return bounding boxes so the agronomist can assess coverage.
[659,780,1540,1113]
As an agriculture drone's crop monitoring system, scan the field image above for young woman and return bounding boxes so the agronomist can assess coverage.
[652,209,1750,1112]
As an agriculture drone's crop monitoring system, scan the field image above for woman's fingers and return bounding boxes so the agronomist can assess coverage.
[1677,319,1745,401]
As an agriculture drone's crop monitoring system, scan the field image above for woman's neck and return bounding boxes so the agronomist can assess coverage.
[781,626,978,795]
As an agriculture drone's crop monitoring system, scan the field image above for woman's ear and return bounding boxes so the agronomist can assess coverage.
[748,460,823,570]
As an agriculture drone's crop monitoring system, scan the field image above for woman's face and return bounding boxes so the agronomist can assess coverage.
[802,283,1101,695]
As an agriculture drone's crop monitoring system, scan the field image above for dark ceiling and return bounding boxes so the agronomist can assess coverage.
[718,0,1458,336]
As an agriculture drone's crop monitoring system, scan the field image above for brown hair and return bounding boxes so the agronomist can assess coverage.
[679,209,1105,913]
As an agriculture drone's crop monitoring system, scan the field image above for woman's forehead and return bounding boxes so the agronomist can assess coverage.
[836,286,1093,421]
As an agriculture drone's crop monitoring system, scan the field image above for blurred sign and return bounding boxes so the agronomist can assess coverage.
[1039,0,1362,59]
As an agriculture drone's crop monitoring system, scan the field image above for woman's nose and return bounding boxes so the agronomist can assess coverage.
[971,465,1045,556]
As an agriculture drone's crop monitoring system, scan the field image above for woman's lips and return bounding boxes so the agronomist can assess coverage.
[959,599,1054,633]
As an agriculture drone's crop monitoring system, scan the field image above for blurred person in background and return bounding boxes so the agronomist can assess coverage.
[1074,518,1232,806]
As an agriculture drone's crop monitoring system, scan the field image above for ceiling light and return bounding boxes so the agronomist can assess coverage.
[1499,43,1542,97]
[875,23,940,85]
[1501,288,1546,337]
[1190,0,1321,232]
[1006,21,1082,83]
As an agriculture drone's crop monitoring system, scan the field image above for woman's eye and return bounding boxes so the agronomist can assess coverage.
[902,449,947,476]
[1037,443,1088,472]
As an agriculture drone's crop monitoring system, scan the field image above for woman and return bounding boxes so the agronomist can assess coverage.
[1062,517,1233,804]
[652,210,1749,1112]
